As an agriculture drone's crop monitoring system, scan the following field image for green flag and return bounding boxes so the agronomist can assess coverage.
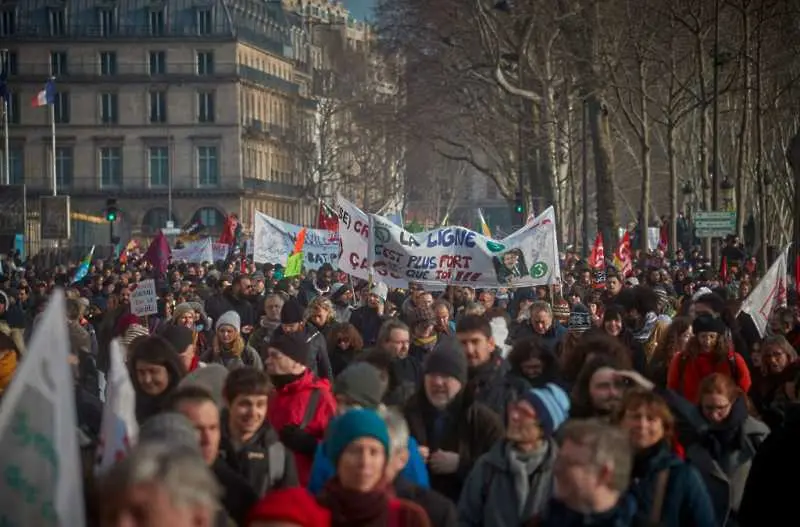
[285,252,303,277]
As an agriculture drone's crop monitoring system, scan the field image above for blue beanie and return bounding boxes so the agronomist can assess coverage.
[325,409,391,465]
[521,383,571,436]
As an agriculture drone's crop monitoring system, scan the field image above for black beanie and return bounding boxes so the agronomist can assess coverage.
[424,338,468,385]
[281,299,305,324]
[160,325,195,354]
[269,332,310,366]
[692,313,726,335]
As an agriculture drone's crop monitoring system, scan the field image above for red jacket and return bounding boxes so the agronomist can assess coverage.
[268,370,336,485]
[667,349,752,403]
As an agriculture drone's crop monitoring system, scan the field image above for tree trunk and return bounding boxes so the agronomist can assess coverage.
[734,2,750,237]
[668,122,678,254]
[639,60,652,252]
[586,94,619,249]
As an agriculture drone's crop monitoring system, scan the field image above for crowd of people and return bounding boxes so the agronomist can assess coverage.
[0,242,797,527]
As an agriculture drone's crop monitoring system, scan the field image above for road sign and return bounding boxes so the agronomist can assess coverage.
[694,211,736,238]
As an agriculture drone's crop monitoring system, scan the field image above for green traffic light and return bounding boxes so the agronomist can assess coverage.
[106,211,117,222]
[515,205,524,213]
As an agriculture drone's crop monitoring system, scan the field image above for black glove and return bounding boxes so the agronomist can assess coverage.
[279,425,318,456]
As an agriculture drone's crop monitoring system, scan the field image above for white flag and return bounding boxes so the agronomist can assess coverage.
[95,339,139,475]
[0,290,86,526]
[740,245,790,338]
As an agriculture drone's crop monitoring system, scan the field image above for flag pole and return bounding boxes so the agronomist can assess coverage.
[50,89,57,197]
[316,197,322,229]
[1,48,9,186]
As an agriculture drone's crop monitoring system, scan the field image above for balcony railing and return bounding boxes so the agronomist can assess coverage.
[244,177,304,197]
[10,62,304,96]
[6,24,235,40]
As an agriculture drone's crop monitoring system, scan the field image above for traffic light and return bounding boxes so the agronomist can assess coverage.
[513,192,525,225]
[105,198,118,222]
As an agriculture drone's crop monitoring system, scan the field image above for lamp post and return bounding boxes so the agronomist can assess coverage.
[682,181,694,250]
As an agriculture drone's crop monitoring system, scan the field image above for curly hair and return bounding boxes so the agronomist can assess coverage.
[326,323,364,354]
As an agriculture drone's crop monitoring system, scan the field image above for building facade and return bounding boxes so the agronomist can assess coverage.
[0,0,320,243]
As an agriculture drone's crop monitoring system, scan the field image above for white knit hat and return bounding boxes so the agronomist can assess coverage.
[215,311,241,333]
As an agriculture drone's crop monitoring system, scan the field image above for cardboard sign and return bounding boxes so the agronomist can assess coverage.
[130,279,158,316]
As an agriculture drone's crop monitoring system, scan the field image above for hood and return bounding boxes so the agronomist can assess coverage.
[275,369,331,396]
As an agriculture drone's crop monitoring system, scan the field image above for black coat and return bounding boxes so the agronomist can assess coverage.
[212,459,259,526]
[403,391,504,502]
[395,476,457,527]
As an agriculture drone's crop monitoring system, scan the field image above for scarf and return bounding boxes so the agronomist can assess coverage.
[507,441,549,515]
[704,397,749,469]
[632,312,658,343]
[412,335,437,352]
[271,371,305,389]
[0,351,17,394]
[319,477,389,527]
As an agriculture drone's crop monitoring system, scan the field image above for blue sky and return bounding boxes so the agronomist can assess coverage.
[343,0,375,21]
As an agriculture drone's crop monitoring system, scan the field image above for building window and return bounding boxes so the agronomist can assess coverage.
[196,8,212,35]
[149,9,165,36]
[197,146,218,187]
[1,51,17,75]
[54,92,70,123]
[148,146,169,187]
[149,51,166,75]
[50,51,68,76]
[196,51,214,75]
[55,146,73,188]
[149,91,167,123]
[1,147,23,185]
[100,92,118,124]
[98,8,116,36]
[197,91,215,123]
[99,147,122,188]
[0,10,16,37]
[49,8,65,36]
[5,92,19,124]
[195,207,223,228]
[99,51,117,75]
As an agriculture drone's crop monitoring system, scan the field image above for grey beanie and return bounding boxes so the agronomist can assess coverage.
[333,362,387,408]
[179,364,229,407]
[138,412,200,454]
[216,310,241,333]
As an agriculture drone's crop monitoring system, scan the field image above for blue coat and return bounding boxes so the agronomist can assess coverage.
[307,435,430,494]
[629,444,716,527]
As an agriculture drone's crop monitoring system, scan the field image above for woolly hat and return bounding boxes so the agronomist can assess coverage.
[692,313,726,336]
[172,302,196,322]
[692,287,714,303]
[268,332,310,366]
[424,338,468,385]
[247,487,330,527]
[179,364,229,407]
[370,282,388,303]
[325,408,390,465]
[334,362,386,408]
[520,383,571,436]
[216,311,241,333]
[281,298,305,324]
[121,324,149,347]
[160,324,195,354]
[567,304,592,334]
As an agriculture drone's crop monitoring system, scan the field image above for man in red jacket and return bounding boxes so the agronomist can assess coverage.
[264,332,337,486]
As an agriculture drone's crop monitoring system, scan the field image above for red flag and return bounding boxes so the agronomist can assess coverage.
[218,214,238,245]
[589,233,605,270]
[317,201,339,231]
[293,228,308,254]
[143,231,171,276]
[721,256,728,283]
[659,223,669,252]
[613,231,633,277]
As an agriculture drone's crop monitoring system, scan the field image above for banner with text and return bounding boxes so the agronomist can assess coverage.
[337,194,560,288]
[172,238,214,263]
[253,212,340,269]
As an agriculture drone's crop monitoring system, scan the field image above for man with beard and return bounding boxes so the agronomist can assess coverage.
[569,356,628,420]
[456,315,511,417]
[350,282,389,347]
[205,275,256,336]
[297,262,334,307]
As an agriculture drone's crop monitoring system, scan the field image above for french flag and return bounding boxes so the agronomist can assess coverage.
[31,78,56,107]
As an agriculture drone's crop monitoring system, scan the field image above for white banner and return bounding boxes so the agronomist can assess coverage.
[0,290,85,526]
[172,238,214,263]
[337,195,560,288]
[740,245,790,338]
[131,279,158,316]
[253,212,340,269]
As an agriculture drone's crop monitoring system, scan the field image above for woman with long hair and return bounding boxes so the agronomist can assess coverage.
[202,310,263,371]
[326,323,365,377]
[667,314,751,403]
[647,317,692,388]
[750,335,799,429]
[615,390,716,526]
[686,374,769,525]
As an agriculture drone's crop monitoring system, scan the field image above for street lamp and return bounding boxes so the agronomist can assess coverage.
[721,177,735,211]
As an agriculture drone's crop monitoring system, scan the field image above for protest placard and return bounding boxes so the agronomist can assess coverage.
[130,279,158,316]
[253,212,339,269]
[0,290,85,526]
